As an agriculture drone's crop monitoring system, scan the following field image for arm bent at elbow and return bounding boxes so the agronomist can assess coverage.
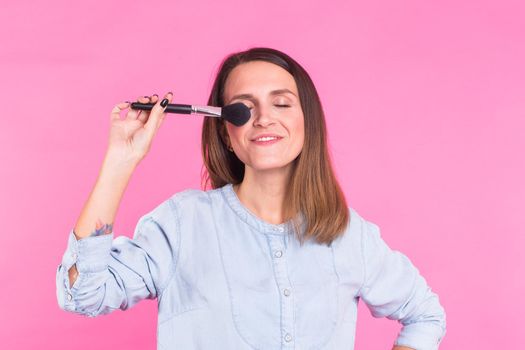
[56,197,180,317]
[358,220,447,350]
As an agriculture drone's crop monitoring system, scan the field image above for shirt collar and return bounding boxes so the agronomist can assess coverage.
[221,183,302,235]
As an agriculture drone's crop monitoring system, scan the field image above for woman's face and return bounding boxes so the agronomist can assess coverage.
[222,60,305,174]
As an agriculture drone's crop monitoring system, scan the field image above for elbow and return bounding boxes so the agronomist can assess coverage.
[392,284,447,347]
[395,312,447,350]
[436,304,447,342]
[56,264,118,317]
[423,293,446,335]
[406,291,447,332]
[401,295,447,347]
[56,264,77,313]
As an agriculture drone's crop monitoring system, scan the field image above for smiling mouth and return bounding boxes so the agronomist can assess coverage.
[251,136,283,145]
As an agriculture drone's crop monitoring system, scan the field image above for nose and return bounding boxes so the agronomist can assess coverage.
[252,104,276,127]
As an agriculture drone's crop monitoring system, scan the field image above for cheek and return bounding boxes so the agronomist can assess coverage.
[292,117,305,152]
[292,115,305,141]
[227,126,247,146]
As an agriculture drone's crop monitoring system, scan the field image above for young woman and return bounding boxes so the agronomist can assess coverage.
[56,47,446,350]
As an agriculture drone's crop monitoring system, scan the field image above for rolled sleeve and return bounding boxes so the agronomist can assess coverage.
[56,230,114,314]
[56,197,180,317]
[357,220,446,350]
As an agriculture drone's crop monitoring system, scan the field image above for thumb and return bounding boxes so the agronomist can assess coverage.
[110,101,131,122]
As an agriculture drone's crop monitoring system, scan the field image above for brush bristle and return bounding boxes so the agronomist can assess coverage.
[221,103,251,126]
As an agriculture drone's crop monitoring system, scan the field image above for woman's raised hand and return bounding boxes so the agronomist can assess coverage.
[105,92,173,167]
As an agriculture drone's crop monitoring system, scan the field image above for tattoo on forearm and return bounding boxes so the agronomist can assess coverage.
[90,218,113,236]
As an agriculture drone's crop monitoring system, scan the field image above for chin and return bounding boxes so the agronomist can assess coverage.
[246,160,294,172]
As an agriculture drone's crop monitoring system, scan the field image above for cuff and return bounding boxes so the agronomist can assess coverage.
[394,321,446,350]
[61,228,114,274]
[56,228,113,312]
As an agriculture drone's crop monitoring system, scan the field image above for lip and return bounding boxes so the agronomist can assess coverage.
[250,133,284,141]
[251,137,283,146]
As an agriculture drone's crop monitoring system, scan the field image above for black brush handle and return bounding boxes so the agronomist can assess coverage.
[130,102,192,114]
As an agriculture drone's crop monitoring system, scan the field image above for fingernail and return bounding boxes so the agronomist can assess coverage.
[124,101,130,103]
[167,91,173,96]
[152,94,158,97]
[160,98,169,107]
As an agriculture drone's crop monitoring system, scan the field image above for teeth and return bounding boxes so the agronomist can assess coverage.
[255,136,278,141]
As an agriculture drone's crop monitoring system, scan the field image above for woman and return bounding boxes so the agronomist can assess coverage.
[56,47,446,349]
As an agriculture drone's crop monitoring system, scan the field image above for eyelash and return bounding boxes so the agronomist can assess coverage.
[248,105,290,110]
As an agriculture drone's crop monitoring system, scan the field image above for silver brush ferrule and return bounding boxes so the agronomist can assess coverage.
[191,105,222,117]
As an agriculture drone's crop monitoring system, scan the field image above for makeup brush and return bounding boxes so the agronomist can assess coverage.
[130,101,251,126]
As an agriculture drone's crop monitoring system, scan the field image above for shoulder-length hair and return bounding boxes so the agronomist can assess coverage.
[200,47,349,246]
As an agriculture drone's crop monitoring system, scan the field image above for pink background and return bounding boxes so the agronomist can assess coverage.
[1,0,523,348]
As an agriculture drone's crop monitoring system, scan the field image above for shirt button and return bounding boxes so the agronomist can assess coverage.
[67,293,73,301]
[278,227,284,232]
[274,250,283,258]
[283,288,291,296]
[284,333,292,342]
[72,253,77,260]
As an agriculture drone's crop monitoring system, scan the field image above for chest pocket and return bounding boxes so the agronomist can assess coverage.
[218,227,339,349]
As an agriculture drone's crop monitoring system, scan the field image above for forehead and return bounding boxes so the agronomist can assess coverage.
[224,61,297,100]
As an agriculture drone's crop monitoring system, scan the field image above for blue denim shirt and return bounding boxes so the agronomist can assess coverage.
[56,183,446,349]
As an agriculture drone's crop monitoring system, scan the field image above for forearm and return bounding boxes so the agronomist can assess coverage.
[73,152,136,239]
[392,346,415,350]
[68,152,137,287]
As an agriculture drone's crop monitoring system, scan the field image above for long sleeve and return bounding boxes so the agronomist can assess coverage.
[357,219,446,350]
[55,197,180,317]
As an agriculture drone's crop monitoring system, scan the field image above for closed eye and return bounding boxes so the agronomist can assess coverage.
[247,105,290,111]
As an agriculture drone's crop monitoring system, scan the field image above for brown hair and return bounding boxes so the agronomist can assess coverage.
[200,47,349,246]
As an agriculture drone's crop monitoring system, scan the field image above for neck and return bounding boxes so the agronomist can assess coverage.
[233,165,291,225]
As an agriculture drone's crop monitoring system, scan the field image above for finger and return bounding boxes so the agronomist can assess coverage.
[144,91,172,137]
[137,94,158,123]
[135,95,152,123]
[128,94,157,121]
[110,101,131,122]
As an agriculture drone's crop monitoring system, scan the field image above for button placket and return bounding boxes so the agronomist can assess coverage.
[267,236,295,347]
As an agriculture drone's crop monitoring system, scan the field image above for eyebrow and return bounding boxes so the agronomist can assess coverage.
[228,88,297,103]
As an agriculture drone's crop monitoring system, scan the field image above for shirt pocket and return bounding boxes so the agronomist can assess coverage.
[218,234,283,349]
[157,265,209,325]
[157,306,212,349]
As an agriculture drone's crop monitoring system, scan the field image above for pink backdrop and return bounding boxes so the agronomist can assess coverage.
[1,0,523,349]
